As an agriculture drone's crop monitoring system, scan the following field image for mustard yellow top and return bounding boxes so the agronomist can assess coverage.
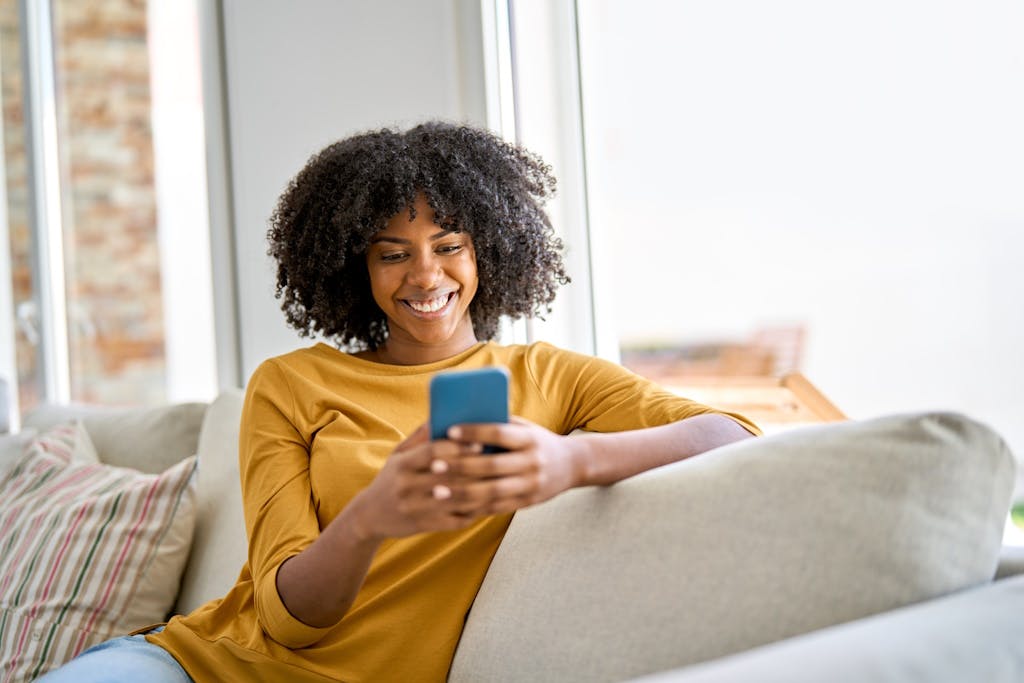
[148,341,758,682]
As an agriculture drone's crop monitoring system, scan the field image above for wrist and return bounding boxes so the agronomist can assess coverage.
[342,491,386,545]
[567,433,595,488]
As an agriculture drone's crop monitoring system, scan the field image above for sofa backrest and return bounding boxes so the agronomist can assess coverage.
[22,400,207,474]
[450,412,1016,682]
[174,389,248,615]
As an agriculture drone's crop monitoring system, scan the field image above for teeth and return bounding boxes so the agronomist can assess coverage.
[407,294,451,313]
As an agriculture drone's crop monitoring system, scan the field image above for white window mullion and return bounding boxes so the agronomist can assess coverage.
[20,0,70,404]
[481,0,529,346]
[503,0,603,358]
[0,99,17,429]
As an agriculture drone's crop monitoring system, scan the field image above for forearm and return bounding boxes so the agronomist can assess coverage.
[572,413,755,487]
[275,493,382,628]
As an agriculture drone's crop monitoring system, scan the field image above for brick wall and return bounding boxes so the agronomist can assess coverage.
[2,0,167,409]
[0,0,40,413]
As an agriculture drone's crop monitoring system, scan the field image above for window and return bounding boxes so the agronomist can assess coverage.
[508,0,1024,458]
[503,0,1023,540]
[1,0,216,427]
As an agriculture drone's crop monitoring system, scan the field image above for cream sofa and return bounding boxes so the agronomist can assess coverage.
[11,390,1024,682]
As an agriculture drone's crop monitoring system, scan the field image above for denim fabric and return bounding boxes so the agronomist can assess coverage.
[35,627,192,683]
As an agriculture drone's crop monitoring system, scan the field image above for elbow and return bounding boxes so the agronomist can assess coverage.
[253,565,334,649]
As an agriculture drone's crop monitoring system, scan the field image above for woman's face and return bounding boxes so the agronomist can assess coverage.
[365,194,479,362]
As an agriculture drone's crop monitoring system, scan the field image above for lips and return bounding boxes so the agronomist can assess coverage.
[402,291,456,317]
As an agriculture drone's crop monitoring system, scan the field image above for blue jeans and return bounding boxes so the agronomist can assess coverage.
[35,627,192,683]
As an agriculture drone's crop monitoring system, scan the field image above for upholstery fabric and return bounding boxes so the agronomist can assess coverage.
[629,574,1024,683]
[173,389,248,615]
[0,430,37,481]
[0,423,197,681]
[22,402,207,475]
[449,412,1016,683]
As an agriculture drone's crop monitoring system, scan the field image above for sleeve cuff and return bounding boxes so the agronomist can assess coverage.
[255,561,335,649]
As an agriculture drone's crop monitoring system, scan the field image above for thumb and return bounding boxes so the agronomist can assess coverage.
[396,423,430,452]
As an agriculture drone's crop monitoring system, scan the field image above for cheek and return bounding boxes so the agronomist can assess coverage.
[461,250,479,287]
[366,267,394,309]
[461,265,479,295]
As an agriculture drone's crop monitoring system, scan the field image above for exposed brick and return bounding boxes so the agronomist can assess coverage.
[2,0,168,409]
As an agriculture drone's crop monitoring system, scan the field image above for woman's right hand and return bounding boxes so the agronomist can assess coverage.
[349,424,486,541]
[277,424,496,629]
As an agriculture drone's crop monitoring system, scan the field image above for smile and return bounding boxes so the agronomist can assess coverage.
[402,292,456,316]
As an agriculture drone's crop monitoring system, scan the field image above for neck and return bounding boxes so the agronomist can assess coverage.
[373,332,480,366]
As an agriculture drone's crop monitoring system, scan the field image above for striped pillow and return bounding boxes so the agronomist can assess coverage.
[0,422,197,681]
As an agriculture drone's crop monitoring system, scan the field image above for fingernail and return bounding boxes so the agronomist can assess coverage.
[430,459,449,474]
[433,484,452,500]
[448,427,462,439]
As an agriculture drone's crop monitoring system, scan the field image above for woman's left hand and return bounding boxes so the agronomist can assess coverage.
[436,417,583,515]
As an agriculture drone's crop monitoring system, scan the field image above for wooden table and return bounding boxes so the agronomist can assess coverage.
[660,372,846,432]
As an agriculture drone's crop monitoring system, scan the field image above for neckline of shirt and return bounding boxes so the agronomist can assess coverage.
[312,340,495,374]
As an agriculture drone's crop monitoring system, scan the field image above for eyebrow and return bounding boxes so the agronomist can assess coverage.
[369,229,456,245]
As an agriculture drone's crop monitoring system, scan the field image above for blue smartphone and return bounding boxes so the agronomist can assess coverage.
[429,367,509,452]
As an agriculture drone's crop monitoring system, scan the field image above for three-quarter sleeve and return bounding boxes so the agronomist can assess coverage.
[526,342,761,436]
[238,360,335,647]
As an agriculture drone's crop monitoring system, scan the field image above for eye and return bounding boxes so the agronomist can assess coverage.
[436,243,463,255]
[379,251,407,263]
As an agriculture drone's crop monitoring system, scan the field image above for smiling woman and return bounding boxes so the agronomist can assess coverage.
[360,195,480,365]
[265,122,569,352]
[42,121,760,682]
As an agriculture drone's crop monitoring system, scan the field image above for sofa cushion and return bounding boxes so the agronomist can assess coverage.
[0,430,37,481]
[629,574,1024,683]
[450,412,1016,683]
[174,388,248,615]
[0,422,197,680]
[22,401,207,475]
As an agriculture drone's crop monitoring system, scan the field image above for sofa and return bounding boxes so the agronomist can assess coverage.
[2,388,1022,681]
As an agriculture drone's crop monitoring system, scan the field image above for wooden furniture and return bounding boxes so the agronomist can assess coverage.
[661,372,846,431]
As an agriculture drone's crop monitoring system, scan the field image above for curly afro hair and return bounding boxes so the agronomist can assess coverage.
[267,121,570,350]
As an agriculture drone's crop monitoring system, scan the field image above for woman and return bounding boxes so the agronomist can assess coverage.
[43,122,758,682]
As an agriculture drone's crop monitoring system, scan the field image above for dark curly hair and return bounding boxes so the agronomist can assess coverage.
[267,121,569,350]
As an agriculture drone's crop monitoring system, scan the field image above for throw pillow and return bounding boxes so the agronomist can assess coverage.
[0,423,96,479]
[449,412,1016,683]
[0,422,197,681]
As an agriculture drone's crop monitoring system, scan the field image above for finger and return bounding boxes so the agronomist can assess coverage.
[395,423,430,452]
[448,475,536,511]
[393,461,496,504]
[446,452,536,478]
[397,439,480,472]
[448,423,533,450]
[483,493,534,515]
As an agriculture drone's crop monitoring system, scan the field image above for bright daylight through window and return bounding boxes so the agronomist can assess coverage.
[0,0,215,427]
[571,0,1023,466]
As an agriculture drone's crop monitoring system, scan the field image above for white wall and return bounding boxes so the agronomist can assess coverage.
[208,1,1024,493]
[215,0,487,381]
[149,0,218,403]
[575,0,1024,482]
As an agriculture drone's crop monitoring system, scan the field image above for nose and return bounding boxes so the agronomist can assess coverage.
[405,252,443,289]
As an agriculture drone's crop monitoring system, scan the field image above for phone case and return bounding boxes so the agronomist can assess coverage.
[429,367,509,449]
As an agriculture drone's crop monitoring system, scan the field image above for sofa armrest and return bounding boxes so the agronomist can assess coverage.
[996,544,1024,580]
[451,413,1015,683]
[631,574,1024,683]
